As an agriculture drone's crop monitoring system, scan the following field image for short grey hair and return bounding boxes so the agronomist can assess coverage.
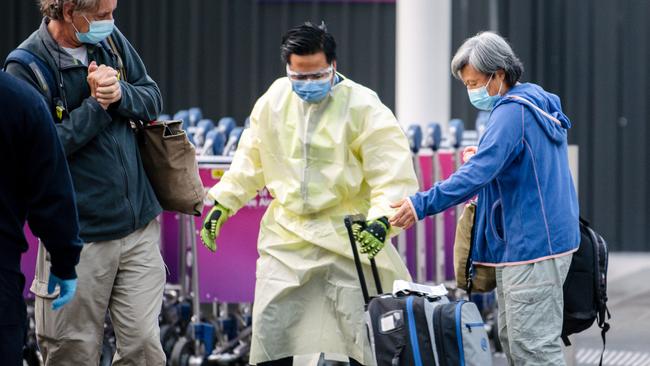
[40,0,101,21]
[450,31,524,87]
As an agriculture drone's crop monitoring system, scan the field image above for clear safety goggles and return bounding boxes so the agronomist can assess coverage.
[286,65,333,81]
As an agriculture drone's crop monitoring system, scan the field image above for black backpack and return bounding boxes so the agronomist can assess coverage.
[562,217,611,365]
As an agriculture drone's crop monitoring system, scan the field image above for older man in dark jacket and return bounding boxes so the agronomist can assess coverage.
[5,0,166,364]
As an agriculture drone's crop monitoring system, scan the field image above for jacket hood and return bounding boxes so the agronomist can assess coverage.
[495,82,571,144]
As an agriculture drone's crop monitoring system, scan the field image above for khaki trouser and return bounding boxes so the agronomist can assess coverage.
[32,219,166,366]
[496,254,573,366]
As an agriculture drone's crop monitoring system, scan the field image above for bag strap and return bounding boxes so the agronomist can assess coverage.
[4,48,65,121]
[598,317,610,366]
[506,95,563,126]
[106,35,127,81]
[105,36,149,131]
[465,202,477,297]
[595,229,610,366]
[4,49,58,98]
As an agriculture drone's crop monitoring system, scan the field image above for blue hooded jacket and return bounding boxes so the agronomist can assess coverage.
[409,83,580,265]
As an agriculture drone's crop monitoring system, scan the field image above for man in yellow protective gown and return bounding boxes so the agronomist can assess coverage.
[201,22,418,366]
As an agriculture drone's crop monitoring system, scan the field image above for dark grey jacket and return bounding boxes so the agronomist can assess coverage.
[6,19,162,242]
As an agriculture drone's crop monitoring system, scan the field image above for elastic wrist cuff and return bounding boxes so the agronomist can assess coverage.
[376,216,390,230]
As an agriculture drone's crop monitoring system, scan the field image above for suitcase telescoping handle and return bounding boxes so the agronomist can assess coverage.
[344,215,383,305]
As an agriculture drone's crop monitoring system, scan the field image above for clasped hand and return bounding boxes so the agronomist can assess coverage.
[86,61,122,110]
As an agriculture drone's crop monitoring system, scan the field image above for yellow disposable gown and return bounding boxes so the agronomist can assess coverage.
[208,75,418,365]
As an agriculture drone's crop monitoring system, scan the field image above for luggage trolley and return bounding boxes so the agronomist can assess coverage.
[407,124,426,283]
[424,123,444,284]
[168,147,259,365]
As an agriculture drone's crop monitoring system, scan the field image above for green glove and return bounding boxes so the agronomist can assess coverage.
[200,202,231,252]
[357,217,390,259]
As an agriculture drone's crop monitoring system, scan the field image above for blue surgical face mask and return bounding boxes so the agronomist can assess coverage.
[467,74,503,111]
[287,65,334,103]
[291,78,333,103]
[74,16,115,45]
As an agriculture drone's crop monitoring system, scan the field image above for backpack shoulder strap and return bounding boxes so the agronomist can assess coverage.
[4,48,65,121]
[4,48,59,100]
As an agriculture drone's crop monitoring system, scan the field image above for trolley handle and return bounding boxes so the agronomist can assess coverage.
[344,215,383,306]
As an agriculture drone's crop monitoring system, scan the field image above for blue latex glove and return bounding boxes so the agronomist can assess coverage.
[48,273,77,311]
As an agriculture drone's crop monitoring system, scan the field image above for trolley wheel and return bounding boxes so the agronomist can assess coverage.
[161,324,180,360]
[490,313,503,353]
[22,342,40,366]
[99,339,115,366]
[170,337,193,366]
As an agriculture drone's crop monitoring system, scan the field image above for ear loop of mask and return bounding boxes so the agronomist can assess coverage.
[70,15,92,35]
[483,74,494,91]
[476,73,503,97]
[488,74,503,96]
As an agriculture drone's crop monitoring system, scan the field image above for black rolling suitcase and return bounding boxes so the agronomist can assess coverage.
[344,215,492,366]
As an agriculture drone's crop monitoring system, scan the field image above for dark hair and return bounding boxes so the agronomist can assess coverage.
[281,22,336,65]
